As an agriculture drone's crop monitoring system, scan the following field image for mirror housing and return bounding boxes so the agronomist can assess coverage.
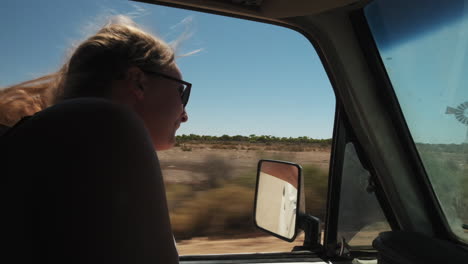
[254,159,302,242]
[254,159,322,250]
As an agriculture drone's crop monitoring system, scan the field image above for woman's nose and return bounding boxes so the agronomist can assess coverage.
[181,110,188,123]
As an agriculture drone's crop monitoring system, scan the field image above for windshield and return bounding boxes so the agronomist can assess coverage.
[365,0,468,242]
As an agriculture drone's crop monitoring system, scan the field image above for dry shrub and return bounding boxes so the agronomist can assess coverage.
[201,155,233,189]
[302,165,328,220]
[165,184,194,210]
[180,144,192,151]
[170,184,255,240]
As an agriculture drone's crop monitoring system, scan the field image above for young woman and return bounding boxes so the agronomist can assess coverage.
[2,16,189,263]
[1,16,190,150]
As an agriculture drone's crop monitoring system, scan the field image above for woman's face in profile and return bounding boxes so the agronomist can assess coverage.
[134,64,188,151]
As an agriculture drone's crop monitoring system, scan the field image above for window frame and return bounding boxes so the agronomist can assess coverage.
[138,0,403,259]
[143,0,345,258]
[324,103,398,254]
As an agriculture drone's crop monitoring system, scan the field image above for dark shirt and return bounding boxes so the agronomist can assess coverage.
[0,123,9,136]
[3,98,178,264]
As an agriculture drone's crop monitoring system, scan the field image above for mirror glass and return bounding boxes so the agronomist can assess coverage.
[255,160,300,240]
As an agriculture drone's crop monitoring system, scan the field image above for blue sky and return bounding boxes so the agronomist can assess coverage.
[0,0,335,139]
[2,1,467,143]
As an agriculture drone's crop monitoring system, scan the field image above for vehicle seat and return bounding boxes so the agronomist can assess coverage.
[373,231,468,264]
[3,98,178,264]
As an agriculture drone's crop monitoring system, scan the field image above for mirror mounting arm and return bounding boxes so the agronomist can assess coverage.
[292,213,322,252]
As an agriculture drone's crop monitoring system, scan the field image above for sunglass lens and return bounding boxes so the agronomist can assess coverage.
[182,86,190,107]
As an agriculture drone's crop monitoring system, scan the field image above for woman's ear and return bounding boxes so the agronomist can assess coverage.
[125,66,145,100]
[126,66,143,82]
[133,84,145,101]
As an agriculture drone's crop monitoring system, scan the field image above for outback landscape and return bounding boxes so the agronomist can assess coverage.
[159,135,331,254]
[158,135,468,255]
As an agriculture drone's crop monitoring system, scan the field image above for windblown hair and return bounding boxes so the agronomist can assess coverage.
[0,16,175,126]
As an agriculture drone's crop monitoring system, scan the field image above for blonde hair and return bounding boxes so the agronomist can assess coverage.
[0,16,174,126]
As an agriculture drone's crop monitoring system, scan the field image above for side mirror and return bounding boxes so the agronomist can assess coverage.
[254,159,302,242]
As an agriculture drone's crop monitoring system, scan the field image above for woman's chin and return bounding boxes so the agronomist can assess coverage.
[153,137,176,151]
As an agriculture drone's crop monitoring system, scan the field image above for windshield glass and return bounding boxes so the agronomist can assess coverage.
[365,0,468,242]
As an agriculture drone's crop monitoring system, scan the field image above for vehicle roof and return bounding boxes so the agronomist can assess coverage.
[142,0,361,20]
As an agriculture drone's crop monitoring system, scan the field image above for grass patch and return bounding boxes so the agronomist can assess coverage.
[419,147,468,233]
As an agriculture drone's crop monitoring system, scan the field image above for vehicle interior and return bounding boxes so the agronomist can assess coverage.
[2,0,468,263]
[138,1,468,263]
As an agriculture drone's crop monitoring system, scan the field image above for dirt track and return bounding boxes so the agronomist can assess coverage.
[176,229,386,255]
[177,235,305,255]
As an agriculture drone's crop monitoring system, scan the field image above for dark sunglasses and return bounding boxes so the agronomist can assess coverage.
[142,70,191,107]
